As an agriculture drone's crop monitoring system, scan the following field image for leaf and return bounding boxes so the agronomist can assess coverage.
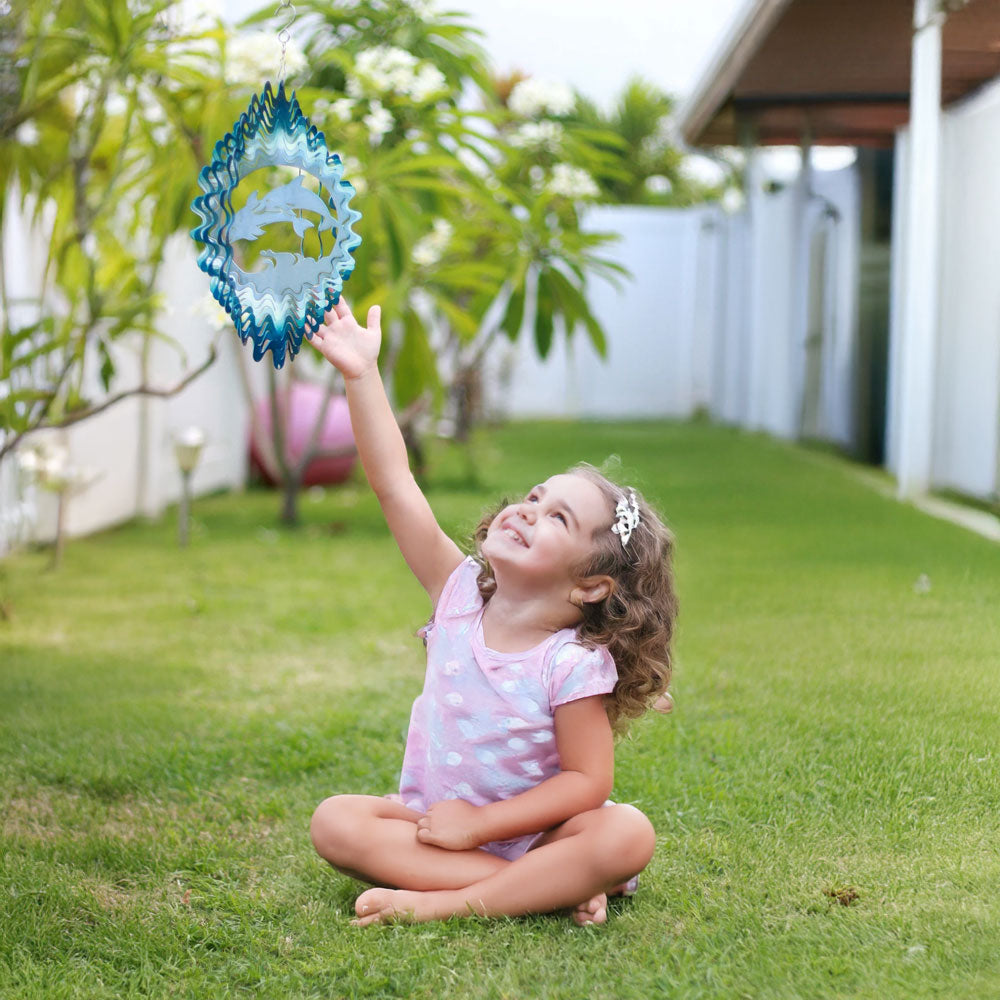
[435,297,478,340]
[96,338,115,392]
[500,288,525,342]
[534,272,554,359]
[393,310,440,408]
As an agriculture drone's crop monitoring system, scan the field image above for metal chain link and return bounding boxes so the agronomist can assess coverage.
[275,0,296,83]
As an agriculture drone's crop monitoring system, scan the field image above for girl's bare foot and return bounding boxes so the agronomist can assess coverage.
[354,876,642,927]
[352,887,469,926]
[570,878,638,926]
[352,888,419,925]
[572,893,608,925]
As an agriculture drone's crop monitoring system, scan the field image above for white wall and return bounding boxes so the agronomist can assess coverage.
[887,80,1000,501]
[491,206,711,420]
[934,81,1000,498]
[0,230,254,554]
[493,168,860,449]
[6,92,997,556]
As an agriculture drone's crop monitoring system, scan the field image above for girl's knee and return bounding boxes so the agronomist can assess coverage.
[310,795,362,864]
[602,804,656,873]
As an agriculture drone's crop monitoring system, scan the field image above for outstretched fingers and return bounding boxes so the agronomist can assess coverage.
[330,296,353,322]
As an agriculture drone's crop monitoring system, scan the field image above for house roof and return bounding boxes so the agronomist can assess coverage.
[678,0,1000,147]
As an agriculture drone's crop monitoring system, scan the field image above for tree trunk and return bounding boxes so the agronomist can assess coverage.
[280,476,301,525]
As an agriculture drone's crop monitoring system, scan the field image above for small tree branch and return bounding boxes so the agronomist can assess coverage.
[0,346,218,462]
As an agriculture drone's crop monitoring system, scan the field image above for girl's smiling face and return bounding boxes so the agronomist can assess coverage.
[482,473,612,590]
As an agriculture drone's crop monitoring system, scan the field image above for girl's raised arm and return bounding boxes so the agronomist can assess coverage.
[308,298,463,604]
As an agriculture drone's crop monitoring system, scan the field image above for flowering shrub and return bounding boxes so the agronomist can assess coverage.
[227,30,307,85]
[546,164,600,200]
[566,78,735,206]
[349,46,446,104]
[507,78,575,118]
[508,121,564,152]
[411,219,453,269]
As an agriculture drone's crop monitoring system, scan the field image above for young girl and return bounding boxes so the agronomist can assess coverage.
[307,298,677,926]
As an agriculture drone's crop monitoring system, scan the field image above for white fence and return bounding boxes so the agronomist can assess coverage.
[0,234,257,555]
[491,164,861,455]
[4,91,1000,555]
[910,79,1000,499]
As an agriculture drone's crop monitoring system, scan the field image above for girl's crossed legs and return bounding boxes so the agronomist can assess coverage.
[310,794,656,926]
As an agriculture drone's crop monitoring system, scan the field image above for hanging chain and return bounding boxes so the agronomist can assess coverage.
[275,0,296,83]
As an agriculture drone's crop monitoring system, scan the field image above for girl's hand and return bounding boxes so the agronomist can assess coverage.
[415,799,484,852]
[307,297,382,380]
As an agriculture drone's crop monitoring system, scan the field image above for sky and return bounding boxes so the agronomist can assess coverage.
[221,0,749,107]
[447,0,748,106]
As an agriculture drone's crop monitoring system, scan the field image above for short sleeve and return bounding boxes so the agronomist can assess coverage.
[548,641,617,708]
[419,556,481,639]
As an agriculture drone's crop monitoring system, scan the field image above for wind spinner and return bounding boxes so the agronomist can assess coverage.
[190,4,362,368]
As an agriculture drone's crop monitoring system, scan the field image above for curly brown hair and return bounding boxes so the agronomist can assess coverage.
[471,464,678,735]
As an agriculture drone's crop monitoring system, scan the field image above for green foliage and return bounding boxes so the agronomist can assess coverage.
[242,0,626,426]
[572,78,732,206]
[3,0,630,469]
[0,0,242,457]
[1,422,999,997]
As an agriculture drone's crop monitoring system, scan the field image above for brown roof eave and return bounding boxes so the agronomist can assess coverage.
[675,0,794,147]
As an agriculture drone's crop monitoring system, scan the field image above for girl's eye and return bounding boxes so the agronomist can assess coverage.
[553,512,567,525]
[527,493,539,503]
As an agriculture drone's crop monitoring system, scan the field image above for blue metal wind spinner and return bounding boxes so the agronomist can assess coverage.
[190,81,362,368]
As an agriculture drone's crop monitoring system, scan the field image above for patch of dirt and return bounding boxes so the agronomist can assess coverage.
[824,885,860,906]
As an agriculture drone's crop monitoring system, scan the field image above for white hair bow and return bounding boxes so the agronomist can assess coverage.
[611,490,640,547]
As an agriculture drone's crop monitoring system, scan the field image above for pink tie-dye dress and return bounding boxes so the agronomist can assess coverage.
[399,557,618,860]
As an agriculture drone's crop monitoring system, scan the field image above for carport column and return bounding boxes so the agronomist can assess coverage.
[742,123,766,430]
[792,129,812,439]
[895,0,944,498]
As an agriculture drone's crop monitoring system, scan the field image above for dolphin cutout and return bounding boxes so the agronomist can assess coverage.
[229,175,338,243]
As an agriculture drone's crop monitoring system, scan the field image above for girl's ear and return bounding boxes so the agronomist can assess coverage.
[570,575,614,607]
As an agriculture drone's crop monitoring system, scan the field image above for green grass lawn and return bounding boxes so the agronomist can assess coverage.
[2,420,998,1000]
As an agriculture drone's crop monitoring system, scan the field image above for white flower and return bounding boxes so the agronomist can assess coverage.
[228,32,305,85]
[18,450,41,474]
[546,163,599,200]
[644,174,672,195]
[171,0,222,31]
[528,165,545,192]
[331,98,355,121]
[340,155,366,195]
[508,78,574,118]
[408,62,446,102]
[679,154,727,188]
[411,218,452,268]
[192,292,230,329]
[509,120,563,152]
[350,46,444,103]
[402,0,436,17]
[363,101,394,145]
[640,114,674,160]
[15,122,39,145]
